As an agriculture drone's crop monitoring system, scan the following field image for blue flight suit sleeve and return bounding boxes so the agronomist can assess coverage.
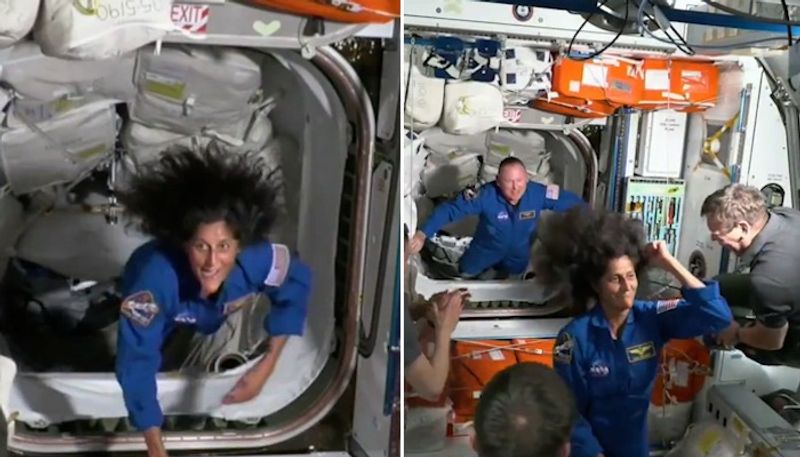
[651,280,733,340]
[553,329,604,457]
[240,241,312,336]
[115,246,177,431]
[420,189,484,238]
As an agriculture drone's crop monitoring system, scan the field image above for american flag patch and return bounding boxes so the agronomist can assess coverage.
[265,244,291,287]
[657,299,680,314]
[546,184,560,200]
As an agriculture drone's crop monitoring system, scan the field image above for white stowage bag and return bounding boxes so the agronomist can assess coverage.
[420,152,481,198]
[440,82,504,135]
[130,45,263,135]
[426,234,472,271]
[648,402,693,445]
[0,0,41,49]
[403,46,445,130]
[122,109,274,164]
[500,46,553,104]
[665,421,739,457]
[34,0,174,60]
[0,103,118,194]
[16,210,151,281]
[484,129,546,168]
[418,127,487,158]
[404,131,428,198]
[0,41,135,126]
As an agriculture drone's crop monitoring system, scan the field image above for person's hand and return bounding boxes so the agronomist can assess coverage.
[410,291,446,322]
[222,362,272,404]
[144,427,168,457]
[432,289,469,336]
[716,321,740,348]
[409,231,427,254]
[645,240,676,271]
[148,447,168,457]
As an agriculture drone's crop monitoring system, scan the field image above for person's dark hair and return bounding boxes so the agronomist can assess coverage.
[119,143,279,247]
[498,156,526,172]
[475,362,576,457]
[532,206,648,311]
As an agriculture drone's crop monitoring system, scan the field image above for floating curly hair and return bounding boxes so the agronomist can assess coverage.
[532,206,648,312]
[119,143,279,247]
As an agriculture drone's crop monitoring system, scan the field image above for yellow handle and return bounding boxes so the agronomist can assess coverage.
[73,0,99,16]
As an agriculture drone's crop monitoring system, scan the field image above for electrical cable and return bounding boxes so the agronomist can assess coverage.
[637,0,697,54]
[780,0,798,89]
[637,0,790,49]
[699,0,800,26]
[567,0,628,60]
[781,0,793,44]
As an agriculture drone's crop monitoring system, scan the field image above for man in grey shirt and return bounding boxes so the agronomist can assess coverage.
[702,184,800,366]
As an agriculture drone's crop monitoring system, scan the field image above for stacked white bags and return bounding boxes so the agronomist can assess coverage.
[0,0,41,48]
[440,82,504,135]
[34,0,175,60]
[404,47,445,130]
[665,421,740,457]
[500,46,553,104]
[0,103,119,194]
[130,45,263,135]
[122,109,274,164]
[0,42,135,127]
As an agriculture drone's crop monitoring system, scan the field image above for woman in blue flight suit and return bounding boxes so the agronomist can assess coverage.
[537,208,732,457]
[115,145,311,457]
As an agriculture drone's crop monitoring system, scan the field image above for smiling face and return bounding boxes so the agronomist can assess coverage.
[185,221,240,297]
[496,162,527,205]
[595,255,638,312]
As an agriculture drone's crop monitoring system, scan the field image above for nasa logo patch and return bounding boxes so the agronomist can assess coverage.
[174,312,197,324]
[589,361,610,378]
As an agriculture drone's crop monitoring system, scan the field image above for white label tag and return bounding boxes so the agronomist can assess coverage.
[675,360,690,387]
[582,64,608,88]
[472,390,482,399]
[681,70,703,82]
[645,69,670,91]
[569,80,581,94]
[489,349,505,361]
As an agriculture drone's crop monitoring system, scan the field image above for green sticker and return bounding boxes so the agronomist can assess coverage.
[75,144,108,161]
[144,72,186,101]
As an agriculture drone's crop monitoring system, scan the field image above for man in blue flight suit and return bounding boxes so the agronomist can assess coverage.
[115,145,311,457]
[543,209,732,457]
[408,157,584,278]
